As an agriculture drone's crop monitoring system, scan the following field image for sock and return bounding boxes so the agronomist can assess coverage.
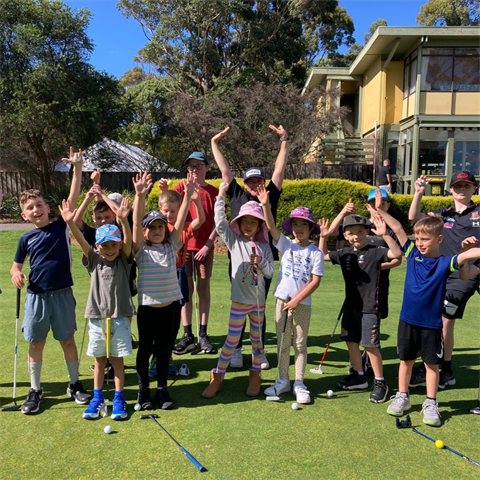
[199,324,207,336]
[28,361,42,391]
[114,390,124,400]
[442,360,452,372]
[400,391,409,397]
[427,396,436,402]
[66,360,79,384]
[357,371,365,376]
[375,377,385,382]
[93,388,104,400]
[184,324,192,335]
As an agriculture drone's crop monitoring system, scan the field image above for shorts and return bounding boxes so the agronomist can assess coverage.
[340,310,381,348]
[23,288,76,343]
[442,289,476,320]
[186,249,214,279]
[86,317,132,358]
[397,319,443,365]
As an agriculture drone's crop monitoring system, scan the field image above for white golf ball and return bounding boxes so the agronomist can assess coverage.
[134,403,141,411]
[220,182,227,187]
[327,390,334,397]
[104,425,112,434]
[291,402,299,410]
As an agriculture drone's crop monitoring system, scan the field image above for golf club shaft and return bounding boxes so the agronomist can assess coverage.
[78,318,88,373]
[252,245,263,354]
[105,317,111,412]
[318,302,344,368]
[274,300,289,396]
[13,288,20,403]
[192,256,199,340]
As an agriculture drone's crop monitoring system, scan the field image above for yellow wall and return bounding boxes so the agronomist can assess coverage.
[453,92,480,114]
[408,92,416,117]
[385,61,403,124]
[361,57,382,135]
[420,92,452,114]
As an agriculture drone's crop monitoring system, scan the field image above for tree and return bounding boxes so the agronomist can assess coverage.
[0,0,123,192]
[416,0,479,26]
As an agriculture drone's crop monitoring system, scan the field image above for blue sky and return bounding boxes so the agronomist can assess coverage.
[64,0,426,79]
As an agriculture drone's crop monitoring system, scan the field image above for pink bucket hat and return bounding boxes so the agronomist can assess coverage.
[281,207,320,235]
[230,201,269,243]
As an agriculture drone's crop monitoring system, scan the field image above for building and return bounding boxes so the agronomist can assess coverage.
[303,27,480,194]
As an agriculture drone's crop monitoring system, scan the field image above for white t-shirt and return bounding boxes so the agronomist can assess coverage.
[273,233,324,306]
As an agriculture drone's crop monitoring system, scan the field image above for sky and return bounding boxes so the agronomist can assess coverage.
[63,0,426,79]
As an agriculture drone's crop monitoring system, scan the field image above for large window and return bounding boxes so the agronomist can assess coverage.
[403,51,417,98]
[418,129,447,175]
[453,130,480,175]
[421,48,480,92]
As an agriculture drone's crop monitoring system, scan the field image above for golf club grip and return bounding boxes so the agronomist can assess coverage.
[180,446,206,472]
[16,288,21,318]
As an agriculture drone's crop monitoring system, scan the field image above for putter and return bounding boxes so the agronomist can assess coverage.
[2,289,22,412]
[310,302,345,375]
[101,317,111,417]
[192,256,200,342]
[140,414,207,472]
[78,318,88,375]
[469,370,480,415]
[251,245,263,358]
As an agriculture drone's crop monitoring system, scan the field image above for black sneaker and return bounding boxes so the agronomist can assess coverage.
[137,387,153,410]
[154,387,174,410]
[409,366,426,388]
[67,380,92,405]
[173,333,196,355]
[438,370,456,390]
[338,373,369,390]
[369,379,389,403]
[196,334,216,354]
[21,388,44,414]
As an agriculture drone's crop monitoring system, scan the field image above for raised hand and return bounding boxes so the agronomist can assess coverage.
[461,236,479,252]
[414,175,431,194]
[371,214,387,236]
[257,184,269,205]
[62,146,83,164]
[341,198,355,216]
[86,184,99,200]
[191,181,200,201]
[318,218,330,237]
[158,178,170,193]
[58,199,76,223]
[183,172,196,197]
[133,171,153,196]
[212,126,230,143]
[218,181,229,197]
[116,197,131,219]
[90,168,101,185]
[269,124,288,139]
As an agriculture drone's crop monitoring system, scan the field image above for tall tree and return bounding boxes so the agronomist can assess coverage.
[416,0,479,26]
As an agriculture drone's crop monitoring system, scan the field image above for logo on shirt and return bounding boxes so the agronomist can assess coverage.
[473,221,480,227]
[414,257,423,262]
[470,212,480,220]
[27,237,39,246]
[358,254,365,264]
[444,223,454,229]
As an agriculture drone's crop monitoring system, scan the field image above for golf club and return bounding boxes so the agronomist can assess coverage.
[78,318,88,374]
[140,414,207,472]
[101,317,111,417]
[192,256,200,342]
[469,370,480,414]
[251,245,263,358]
[2,288,22,412]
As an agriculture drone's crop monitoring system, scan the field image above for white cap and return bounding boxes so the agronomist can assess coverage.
[107,192,123,206]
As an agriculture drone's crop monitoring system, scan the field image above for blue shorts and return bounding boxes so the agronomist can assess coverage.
[23,288,76,343]
[86,318,132,358]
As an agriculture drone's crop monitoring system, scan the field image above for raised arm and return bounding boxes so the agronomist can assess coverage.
[371,214,402,260]
[269,125,289,190]
[328,198,356,236]
[408,175,430,222]
[457,247,480,269]
[63,147,84,208]
[257,184,280,243]
[74,185,98,231]
[132,172,153,253]
[318,218,331,261]
[59,199,91,257]
[190,182,205,231]
[210,127,234,185]
[173,173,195,243]
[115,197,132,257]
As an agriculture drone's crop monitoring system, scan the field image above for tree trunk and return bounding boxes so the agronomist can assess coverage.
[25,132,51,193]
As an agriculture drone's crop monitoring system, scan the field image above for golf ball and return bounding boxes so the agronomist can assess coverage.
[104,425,112,434]
[327,390,334,397]
[220,182,227,187]
[435,440,444,449]
[167,180,173,186]
[291,402,299,410]
[134,403,141,411]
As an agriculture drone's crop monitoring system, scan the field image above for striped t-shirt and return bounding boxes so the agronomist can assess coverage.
[134,236,183,306]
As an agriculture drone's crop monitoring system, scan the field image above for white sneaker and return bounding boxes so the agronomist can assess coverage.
[230,348,243,368]
[264,379,290,396]
[294,381,311,404]
[261,352,270,370]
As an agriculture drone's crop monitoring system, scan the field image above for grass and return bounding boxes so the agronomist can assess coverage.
[0,229,479,480]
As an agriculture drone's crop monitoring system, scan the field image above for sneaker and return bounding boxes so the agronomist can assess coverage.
[409,366,426,388]
[137,387,153,410]
[173,333,196,355]
[168,358,178,375]
[230,348,243,368]
[83,396,105,419]
[438,370,456,390]
[154,388,174,410]
[293,381,311,404]
[66,380,92,405]
[387,392,412,416]
[422,398,441,427]
[264,379,290,396]
[111,397,128,420]
[369,379,389,404]
[149,357,157,378]
[338,373,368,390]
[260,352,270,370]
[197,334,216,354]
[21,388,44,414]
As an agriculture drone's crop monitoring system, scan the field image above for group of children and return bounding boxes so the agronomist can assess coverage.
[9,141,480,427]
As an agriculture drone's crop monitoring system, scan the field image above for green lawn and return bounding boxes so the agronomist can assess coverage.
[0,230,479,480]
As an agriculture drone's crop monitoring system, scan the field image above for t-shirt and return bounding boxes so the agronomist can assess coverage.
[273,233,324,306]
[167,222,195,269]
[84,249,136,319]
[134,236,183,306]
[379,166,390,185]
[329,244,389,314]
[14,217,73,294]
[174,183,218,251]
[227,179,282,261]
[400,240,459,329]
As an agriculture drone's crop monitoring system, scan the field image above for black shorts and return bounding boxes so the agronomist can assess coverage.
[442,289,476,320]
[340,310,381,348]
[397,320,443,365]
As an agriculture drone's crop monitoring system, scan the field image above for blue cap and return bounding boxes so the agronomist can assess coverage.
[95,224,122,245]
[142,211,168,228]
[185,152,209,165]
[367,188,389,203]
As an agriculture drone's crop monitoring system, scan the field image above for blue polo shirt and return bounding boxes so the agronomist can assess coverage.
[14,217,74,294]
[400,240,458,329]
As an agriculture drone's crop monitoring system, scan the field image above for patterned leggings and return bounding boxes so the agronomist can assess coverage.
[275,298,311,382]
[216,302,264,373]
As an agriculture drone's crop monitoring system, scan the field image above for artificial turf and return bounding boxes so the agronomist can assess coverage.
[0,230,479,480]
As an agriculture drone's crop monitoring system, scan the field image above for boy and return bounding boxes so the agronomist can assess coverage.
[59,197,135,420]
[371,190,480,426]
[10,147,91,414]
[319,213,402,403]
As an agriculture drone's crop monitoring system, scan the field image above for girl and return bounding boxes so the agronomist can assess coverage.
[257,184,324,404]
[133,171,195,410]
[202,182,274,398]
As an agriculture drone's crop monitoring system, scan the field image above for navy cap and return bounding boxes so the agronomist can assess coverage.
[185,152,209,165]
[449,171,478,187]
[142,211,168,228]
[243,167,266,181]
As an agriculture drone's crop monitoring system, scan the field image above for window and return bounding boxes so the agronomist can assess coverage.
[399,128,413,176]
[453,130,479,175]
[403,52,417,98]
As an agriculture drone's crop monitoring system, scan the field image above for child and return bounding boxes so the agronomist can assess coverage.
[133,171,195,410]
[258,185,324,404]
[319,211,402,404]
[371,190,480,425]
[59,197,135,420]
[10,147,91,414]
[202,182,273,398]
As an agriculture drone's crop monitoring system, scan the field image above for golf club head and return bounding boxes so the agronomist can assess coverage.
[310,367,324,375]
[2,405,21,412]
[176,364,190,377]
[395,414,412,429]
[140,414,159,419]
[101,401,108,418]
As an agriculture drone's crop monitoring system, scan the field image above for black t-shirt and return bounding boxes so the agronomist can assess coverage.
[329,244,389,314]
[379,166,390,185]
[227,179,282,261]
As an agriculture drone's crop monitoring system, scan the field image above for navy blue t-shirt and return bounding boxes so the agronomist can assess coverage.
[400,239,458,329]
[14,217,73,294]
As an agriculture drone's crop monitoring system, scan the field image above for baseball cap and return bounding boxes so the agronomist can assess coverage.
[449,171,478,187]
[343,215,372,229]
[185,152,209,165]
[107,192,123,207]
[367,188,389,203]
[281,207,320,235]
[243,167,266,182]
[95,224,122,245]
[142,211,168,228]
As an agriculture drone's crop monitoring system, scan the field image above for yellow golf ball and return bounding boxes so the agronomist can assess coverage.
[167,180,173,186]
[435,440,444,449]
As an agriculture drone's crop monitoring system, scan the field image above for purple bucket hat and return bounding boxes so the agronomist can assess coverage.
[230,201,269,243]
[96,224,122,245]
[281,207,320,235]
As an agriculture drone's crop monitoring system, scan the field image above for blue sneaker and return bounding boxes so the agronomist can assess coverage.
[168,357,178,375]
[149,357,157,378]
[83,396,104,419]
[111,397,128,420]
